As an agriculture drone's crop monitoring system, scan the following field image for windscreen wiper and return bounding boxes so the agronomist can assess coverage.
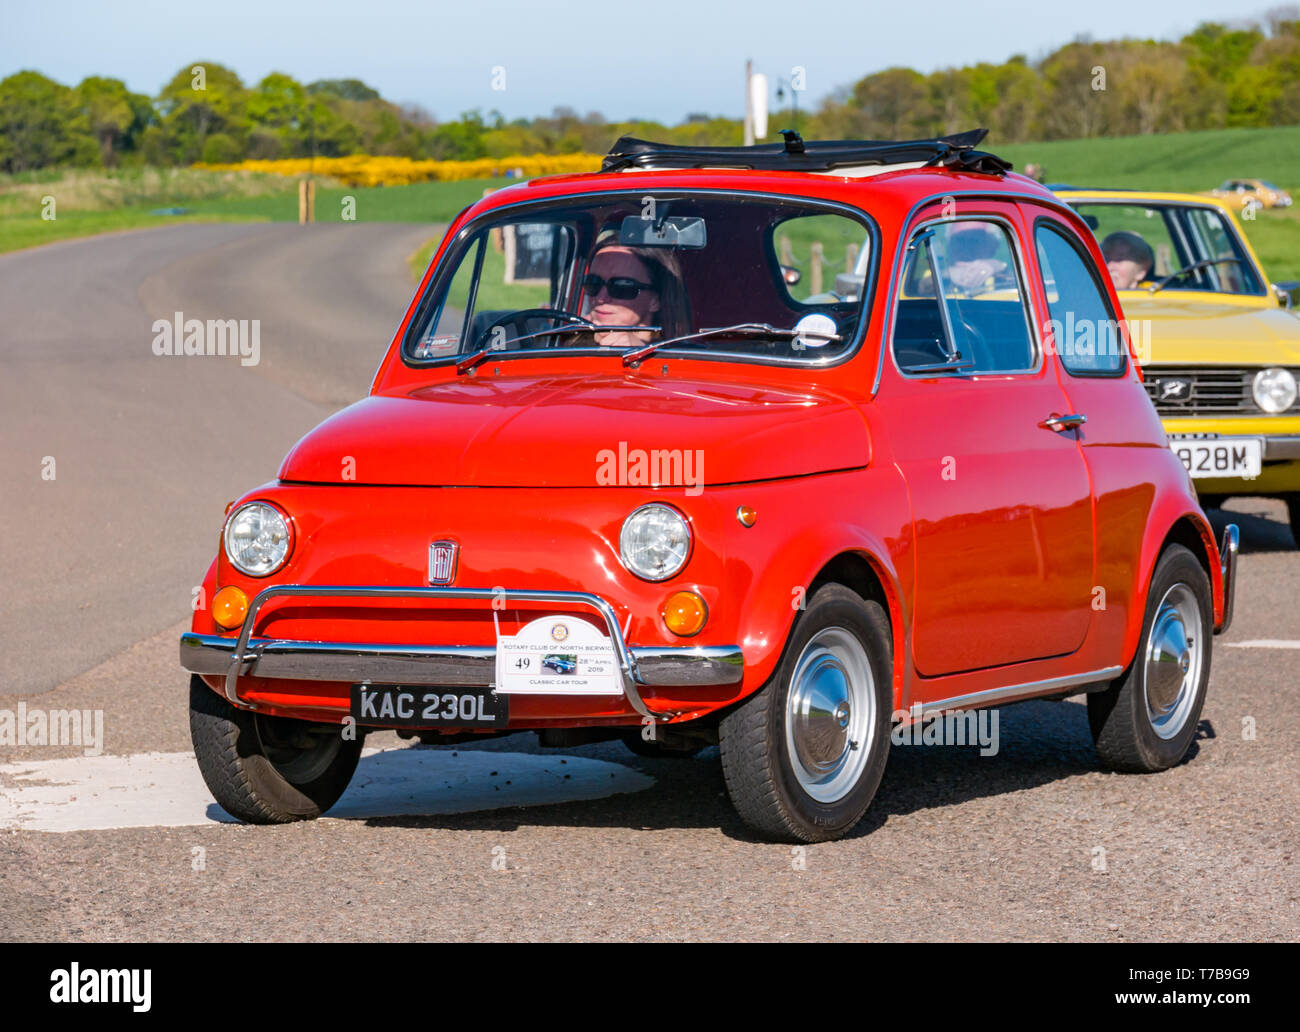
[455,319,661,374]
[1147,257,1242,294]
[456,315,594,374]
[621,322,842,366]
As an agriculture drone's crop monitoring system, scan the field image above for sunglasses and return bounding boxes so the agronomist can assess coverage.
[582,273,655,301]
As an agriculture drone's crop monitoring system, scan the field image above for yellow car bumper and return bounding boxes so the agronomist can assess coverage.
[1163,416,1300,494]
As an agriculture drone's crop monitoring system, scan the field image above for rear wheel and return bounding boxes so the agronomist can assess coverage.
[719,584,892,843]
[1088,545,1212,773]
[189,675,362,823]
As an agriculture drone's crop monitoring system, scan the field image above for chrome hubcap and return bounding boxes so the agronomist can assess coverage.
[785,627,875,803]
[1143,583,1203,740]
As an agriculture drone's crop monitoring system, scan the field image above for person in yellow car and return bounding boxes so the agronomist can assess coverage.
[1100,230,1154,290]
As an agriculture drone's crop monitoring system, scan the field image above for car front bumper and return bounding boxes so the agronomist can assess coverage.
[180,584,744,719]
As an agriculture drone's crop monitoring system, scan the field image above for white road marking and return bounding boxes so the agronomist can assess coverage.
[1226,640,1300,649]
[0,747,654,833]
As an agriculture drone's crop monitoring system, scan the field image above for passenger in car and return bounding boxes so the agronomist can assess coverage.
[1101,231,1154,290]
[944,222,1012,294]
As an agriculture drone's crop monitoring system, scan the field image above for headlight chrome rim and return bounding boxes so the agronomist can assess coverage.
[619,503,693,582]
[1252,367,1297,414]
[223,501,294,578]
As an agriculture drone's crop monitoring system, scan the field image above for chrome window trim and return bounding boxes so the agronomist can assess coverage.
[886,212,1044,383]
[400,187,882,371]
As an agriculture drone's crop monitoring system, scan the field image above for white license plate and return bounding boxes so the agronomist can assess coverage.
[1170,437,1262,479]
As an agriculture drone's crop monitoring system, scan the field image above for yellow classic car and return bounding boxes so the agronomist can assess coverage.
[1056,189,1300,545]
[1209,178,1293,211]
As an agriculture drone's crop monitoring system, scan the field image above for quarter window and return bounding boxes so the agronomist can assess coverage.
[893,219,1035,375]
[1035,224,1125,376]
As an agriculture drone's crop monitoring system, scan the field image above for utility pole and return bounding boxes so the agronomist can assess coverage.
[744,58,754,146]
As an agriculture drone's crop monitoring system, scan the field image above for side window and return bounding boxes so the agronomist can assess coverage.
[1034,223,1125,376]
[893,219,1035,375]
[772,213,872,303]
[411,223,575,359]
[414,232,485,359]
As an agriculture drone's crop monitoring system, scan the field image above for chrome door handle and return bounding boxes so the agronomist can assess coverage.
[1040,413,1087,432]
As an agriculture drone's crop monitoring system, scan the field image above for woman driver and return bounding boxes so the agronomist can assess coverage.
[576,236,690,348]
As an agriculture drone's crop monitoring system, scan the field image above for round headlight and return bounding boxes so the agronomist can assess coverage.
[224,502,292,577]
[619,503,692,581]
[1252,367,1297,413]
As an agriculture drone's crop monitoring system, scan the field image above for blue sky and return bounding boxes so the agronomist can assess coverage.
[2,0,1263,123]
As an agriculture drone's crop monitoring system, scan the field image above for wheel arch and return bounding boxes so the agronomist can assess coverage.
[1123,508,1223,668]
[809,550,906,711]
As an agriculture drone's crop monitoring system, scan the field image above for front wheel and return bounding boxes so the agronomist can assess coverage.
[1088,545,1212,773]
[189,676,362,823]
[719,584,892,843]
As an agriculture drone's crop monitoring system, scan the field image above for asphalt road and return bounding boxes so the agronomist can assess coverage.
[1,225,1297,942]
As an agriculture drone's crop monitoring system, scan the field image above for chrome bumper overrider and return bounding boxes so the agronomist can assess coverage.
[1218,523,1239,636]
[180,584,744,718]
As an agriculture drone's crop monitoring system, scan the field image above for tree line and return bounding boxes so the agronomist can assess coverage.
[2,9,1298,174]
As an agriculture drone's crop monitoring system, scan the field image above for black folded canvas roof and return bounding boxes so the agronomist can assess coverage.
[602,129,1011,175]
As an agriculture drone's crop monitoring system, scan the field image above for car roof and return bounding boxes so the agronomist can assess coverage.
[599,129,1009,175]
[461,131,1067,224]
[1053,187,1237,211]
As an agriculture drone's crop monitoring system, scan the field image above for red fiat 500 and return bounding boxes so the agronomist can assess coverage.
[183,131,1238,842]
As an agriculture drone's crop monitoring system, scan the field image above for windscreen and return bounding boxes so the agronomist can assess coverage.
[405,192,875,366]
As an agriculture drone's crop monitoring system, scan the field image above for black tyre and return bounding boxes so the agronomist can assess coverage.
[189,675,362,823]
[620,730,705,758]
[1088,545,1212,773]
[719,584,892,843]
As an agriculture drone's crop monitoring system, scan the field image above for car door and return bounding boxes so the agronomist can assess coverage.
[1026,208,1175,655]
[878,205,1095,677]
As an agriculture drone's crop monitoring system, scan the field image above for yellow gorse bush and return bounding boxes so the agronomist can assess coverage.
[193,153,602,187]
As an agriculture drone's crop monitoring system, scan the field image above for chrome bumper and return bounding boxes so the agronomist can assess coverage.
[1263,435,1300,460]
[1217,524,1239,635]
[180,584,743,718]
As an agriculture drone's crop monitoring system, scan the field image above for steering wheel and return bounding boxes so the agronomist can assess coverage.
[472,308,588,351]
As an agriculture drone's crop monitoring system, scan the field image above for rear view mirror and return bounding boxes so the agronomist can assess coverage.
[619,215,707,249]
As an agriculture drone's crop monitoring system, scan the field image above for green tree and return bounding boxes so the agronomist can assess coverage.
[75,76,151,165]
[156,62,249,163]
[0,70,97,171]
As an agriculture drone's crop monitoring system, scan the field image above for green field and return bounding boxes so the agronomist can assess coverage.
[4,127,1299,282]
[0,167,513,255]
[1000,126,1300,282]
